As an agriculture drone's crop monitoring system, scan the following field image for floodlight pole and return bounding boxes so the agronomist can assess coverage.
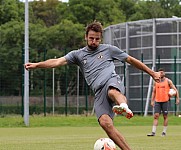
[24,0,29,126]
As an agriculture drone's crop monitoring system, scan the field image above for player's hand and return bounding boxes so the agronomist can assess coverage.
[24,63,37,70]
[153,72,161,83]
[151,100,154,107]
[176,98,180,105]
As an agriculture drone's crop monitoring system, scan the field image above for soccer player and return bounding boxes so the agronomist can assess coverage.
[147,68,180,137]
[25,21,161,150]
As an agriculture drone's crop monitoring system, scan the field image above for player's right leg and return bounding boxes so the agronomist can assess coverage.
[147,114,159,136]
[147,102,161,136]
[99,114,131,150]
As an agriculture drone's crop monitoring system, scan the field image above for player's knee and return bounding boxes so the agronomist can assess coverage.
[154,113,159,119]
[99,116,113,131]
[108,88,119,98]
[163,114,168,119]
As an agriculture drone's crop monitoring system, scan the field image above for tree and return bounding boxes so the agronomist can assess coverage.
[0,20,24,95]
[68,0,125,27]
[128,1,166,21]
[172,3,181,17]
[139,1,165,19]
[157,0,181,17]
[115,0,137,21]
[0,0,24,25]
[1,0,181,97]
[30,0,66,27]
[47,19,84,50]
[29,23,49,50]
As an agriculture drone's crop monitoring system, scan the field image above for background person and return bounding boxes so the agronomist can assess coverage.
[25,21,161,150]
[147,68,180,137]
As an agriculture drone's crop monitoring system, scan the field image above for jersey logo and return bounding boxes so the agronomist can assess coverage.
[97,53,103,59]
[83,59,87,64]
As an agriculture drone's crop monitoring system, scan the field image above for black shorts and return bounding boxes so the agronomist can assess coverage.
[154,101,169,115]
[94,75,125,120]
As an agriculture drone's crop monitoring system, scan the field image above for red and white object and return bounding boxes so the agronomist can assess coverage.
[94,138,116,150]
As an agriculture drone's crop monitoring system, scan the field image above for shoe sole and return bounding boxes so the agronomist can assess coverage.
[112,106,133,119]
[147,134,155,136]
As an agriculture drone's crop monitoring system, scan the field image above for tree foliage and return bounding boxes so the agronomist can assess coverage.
[0,0,181,95]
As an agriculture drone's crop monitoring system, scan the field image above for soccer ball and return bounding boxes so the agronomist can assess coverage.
[94,138,116,150]
[168,89,176,97]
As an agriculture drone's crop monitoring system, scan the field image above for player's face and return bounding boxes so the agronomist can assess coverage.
[85,30,101,50]
[159,71,165,78]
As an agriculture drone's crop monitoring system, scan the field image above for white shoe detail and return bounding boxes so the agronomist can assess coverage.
[112,103,133,119]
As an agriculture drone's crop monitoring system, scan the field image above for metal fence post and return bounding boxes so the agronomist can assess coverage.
[65,49,68,116]
[141,53,143,116]
[174,56,177,116]
[44,48,46,116]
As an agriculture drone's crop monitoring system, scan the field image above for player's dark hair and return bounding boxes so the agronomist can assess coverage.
[158,68,165,72]
[86,21,103,35]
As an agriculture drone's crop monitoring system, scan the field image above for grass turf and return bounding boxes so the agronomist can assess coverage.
[0,115,181,150]
[0,126,181,150]
[0,114,181,127]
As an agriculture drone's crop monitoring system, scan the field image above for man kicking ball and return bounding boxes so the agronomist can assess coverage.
[25,21,161,150]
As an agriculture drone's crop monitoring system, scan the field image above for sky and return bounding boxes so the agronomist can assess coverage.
[19,0,69,2]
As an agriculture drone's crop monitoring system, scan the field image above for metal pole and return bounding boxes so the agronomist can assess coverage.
[141,53,143,116]
[174,56,177,116]
[77,66,79,115]
[152,18,156,116]
[125,22,129,99]
[152,19,156,72]
[24,0,29,126]
[85,82,88,116]
[22,47,24,117]
[141,24,143,116]
[144,19,156,116]
[52,56,56,115]
[44,49,46,116]
[144,70,153,116]
[65,49,68,116]
[157,55,160,70]
[52,58,55,116]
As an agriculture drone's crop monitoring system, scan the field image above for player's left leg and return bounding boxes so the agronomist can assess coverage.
[161,102,169,136]
[99,114,131,150]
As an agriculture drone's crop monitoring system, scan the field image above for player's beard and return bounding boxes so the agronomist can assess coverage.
[87,42,98,51]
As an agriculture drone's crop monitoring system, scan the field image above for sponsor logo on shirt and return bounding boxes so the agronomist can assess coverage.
[97,53,103,59]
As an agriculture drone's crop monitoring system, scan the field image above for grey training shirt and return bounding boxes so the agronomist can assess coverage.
[64,44,129,92]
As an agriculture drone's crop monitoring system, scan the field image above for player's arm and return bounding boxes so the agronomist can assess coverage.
[24,57,68,70]
[168,79,180,104]
[151,82,156,107]
[125,56,160,83]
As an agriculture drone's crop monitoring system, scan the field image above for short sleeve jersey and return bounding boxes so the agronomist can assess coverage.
[64,44,129,92]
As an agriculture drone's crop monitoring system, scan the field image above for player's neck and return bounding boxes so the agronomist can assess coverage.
[160,77,166,82]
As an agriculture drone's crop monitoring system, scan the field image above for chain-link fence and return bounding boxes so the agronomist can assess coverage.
[0,48,94,115]
[103,18,181,115]
[1,18,181,116]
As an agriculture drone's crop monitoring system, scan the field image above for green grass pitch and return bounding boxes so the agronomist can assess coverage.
[0,115,180,150]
